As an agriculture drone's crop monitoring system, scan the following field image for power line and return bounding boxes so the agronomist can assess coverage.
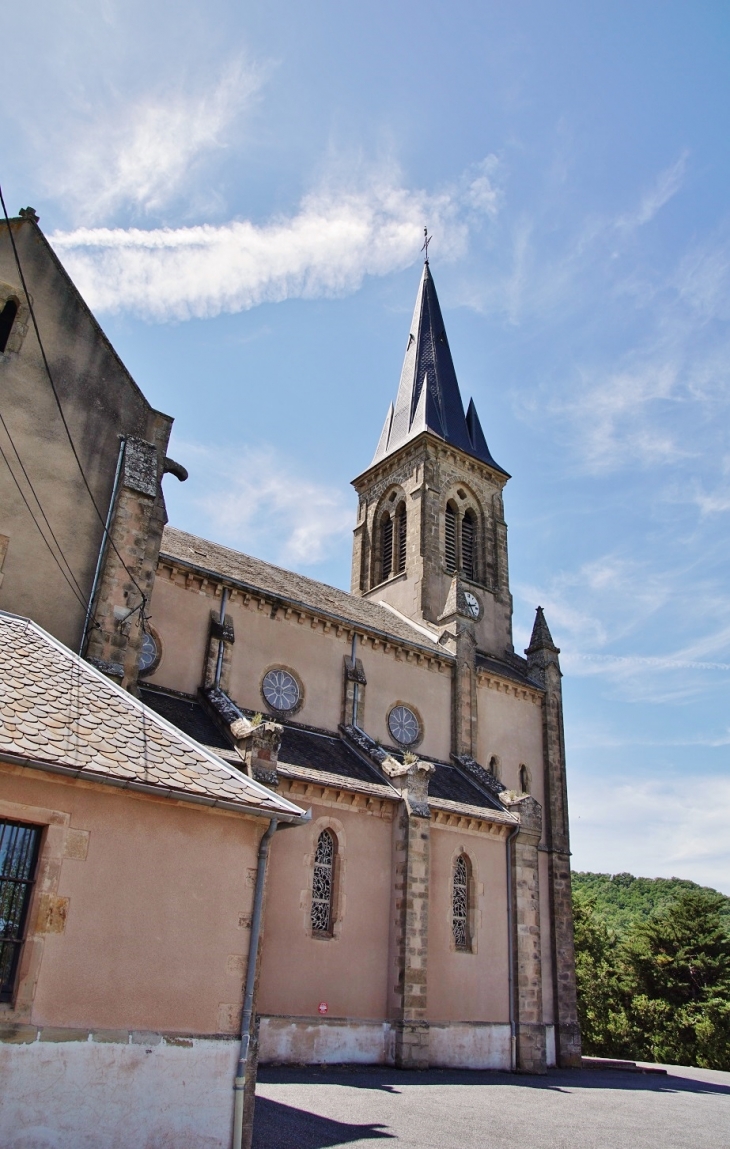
[0,185,149,616]
[0,410,89,605]
[0,439,91,615]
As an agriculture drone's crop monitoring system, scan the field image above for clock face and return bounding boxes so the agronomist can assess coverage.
[463,591,480,619]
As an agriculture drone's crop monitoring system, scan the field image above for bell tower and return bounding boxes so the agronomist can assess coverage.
[351,260,514,659]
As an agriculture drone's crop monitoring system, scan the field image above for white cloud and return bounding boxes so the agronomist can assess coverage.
[615,151,688,231]
[49,159,501,321]
[174,442,353,567]
[49,58,261,223]
[569,771,730,894]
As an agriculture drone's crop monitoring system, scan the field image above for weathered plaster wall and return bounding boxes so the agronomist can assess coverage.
[426,826,510,1025]
[0,761,263,1036]
[0,219,172,651]
[429,1022,511,1070]
[0,1036,238,1149]
[475,681,544,798]
[258,800,395,1022]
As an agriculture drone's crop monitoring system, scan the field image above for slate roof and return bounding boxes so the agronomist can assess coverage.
[160,526,449,655]
[0,613,307,820]
[370,262,508,475]
[475,651,543,690]
[140,688,507,815]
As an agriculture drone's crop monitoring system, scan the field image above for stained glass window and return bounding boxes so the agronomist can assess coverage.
[388,705,420,746]
[452,854,469,951]
[0,820,42,1002]
[262,669,300,712]
[311,830,335,935]
[138,630,158,673]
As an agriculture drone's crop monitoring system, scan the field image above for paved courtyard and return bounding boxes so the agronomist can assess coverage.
[253,1063,730,1149]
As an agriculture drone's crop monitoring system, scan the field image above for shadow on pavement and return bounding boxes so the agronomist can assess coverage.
[257,1065,730,1098]
[252,1096,395,1148]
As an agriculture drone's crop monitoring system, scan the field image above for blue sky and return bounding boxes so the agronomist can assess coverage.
[3,1,729,891]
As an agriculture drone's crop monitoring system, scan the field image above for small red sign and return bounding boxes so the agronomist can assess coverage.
[318,1001,328,1015]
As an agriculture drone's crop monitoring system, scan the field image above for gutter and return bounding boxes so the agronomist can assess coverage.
[505,821,520,1072]
[0,750,310,825]
[80,437,126,656]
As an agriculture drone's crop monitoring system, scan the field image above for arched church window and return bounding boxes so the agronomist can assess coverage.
[519,764,530,794]
[461,510,476,581]
[452,854,471,951]
[445,502,457,573]
[381,513,393,581]
[489,755,501,780]
[395,503,407,574]
[311,829,336,936]
[0,298,18,354]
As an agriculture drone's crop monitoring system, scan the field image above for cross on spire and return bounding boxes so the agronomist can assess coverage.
[421,227,432,264]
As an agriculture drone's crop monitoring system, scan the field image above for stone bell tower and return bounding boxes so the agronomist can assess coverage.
[351,259,514,663]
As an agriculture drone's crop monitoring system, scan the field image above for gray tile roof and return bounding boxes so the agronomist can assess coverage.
[0,612,306,820]
[160,527,451,654]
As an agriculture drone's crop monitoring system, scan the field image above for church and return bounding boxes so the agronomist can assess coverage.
[0,208,580,1098]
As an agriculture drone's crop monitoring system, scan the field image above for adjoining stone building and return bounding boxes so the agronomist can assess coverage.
[0,209,581,1098]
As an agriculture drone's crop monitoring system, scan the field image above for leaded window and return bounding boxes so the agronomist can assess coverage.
[262,668,300,712]
[445,503,457,573]
[0,820,42,1002]
[311,830,335,936]
[388,705,420,746]
[452,854,470,951]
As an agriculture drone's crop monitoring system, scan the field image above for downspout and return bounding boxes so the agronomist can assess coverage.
[214,587,230,690]
[351,632,359,729]
[80,437,126,655]
[232,816,278,1149]
[505,822,520,1072]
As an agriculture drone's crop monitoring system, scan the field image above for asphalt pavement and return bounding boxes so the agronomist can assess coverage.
[253,1063,730,1149]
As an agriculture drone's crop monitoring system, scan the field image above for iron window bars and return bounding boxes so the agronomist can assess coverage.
[0,819,42,1002]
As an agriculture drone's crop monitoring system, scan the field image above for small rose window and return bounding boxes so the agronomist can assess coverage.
[388,704,420,746]
[262,668,300,712]
[137,631,158,674]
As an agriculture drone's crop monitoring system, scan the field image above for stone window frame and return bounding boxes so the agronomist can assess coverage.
[260,663,305,718]
[0,282,30,357]
[302,816,345,942]
[370,485,408,589]
[449,846,479,955]
[386,700,424,751]
[0,791,85,1024]
[488,754,502,782]
[441,484,486,586]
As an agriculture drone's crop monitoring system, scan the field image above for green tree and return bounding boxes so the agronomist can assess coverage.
[573,891,631,1057]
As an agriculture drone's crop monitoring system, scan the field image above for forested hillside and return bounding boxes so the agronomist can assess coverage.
[572,872,730,936]
[572,874,730,1069]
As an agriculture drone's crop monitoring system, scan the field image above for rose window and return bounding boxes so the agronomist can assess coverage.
[262,668,300,712]
[387,705,420,746]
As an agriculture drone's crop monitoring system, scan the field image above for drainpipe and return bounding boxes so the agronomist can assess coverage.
[214,587,230,690]
[232,816,278,1149]
[80,437,126,655]
[505,822,520,1072]
[351,632,359,728]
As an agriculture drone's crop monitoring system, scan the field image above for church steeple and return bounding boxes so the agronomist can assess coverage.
[371,262,507,475]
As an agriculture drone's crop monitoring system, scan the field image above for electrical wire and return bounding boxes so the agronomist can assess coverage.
[0,185,149,617]
[0,410,89,605]
[0,439,91,615]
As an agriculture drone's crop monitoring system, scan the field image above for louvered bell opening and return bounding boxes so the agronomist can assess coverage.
[396,506,407,573]
[445,504,457,573]
[461,513,475,580]
[382,515,394,581]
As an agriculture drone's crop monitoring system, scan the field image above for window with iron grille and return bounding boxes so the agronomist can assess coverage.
[461,511,476,580]
[452,854,470,951]
[445,503,457,573]
[0,820,42,1002]
[381,514,393,581]
[396,504,407,574]
[311,830,336,936]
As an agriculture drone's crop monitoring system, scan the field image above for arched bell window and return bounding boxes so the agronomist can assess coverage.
[0,298,18,354]
[452,854,471,951]
[445,502,458,573]
[380,513,394,582]
[461,510,476,581]
[311,829,336,936]
[395,502,407,574]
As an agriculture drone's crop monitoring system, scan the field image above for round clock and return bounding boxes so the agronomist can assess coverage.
[463,591,480,619]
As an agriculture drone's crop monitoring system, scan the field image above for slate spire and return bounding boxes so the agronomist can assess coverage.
[525,607,560,655]
[371,261,507,474]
